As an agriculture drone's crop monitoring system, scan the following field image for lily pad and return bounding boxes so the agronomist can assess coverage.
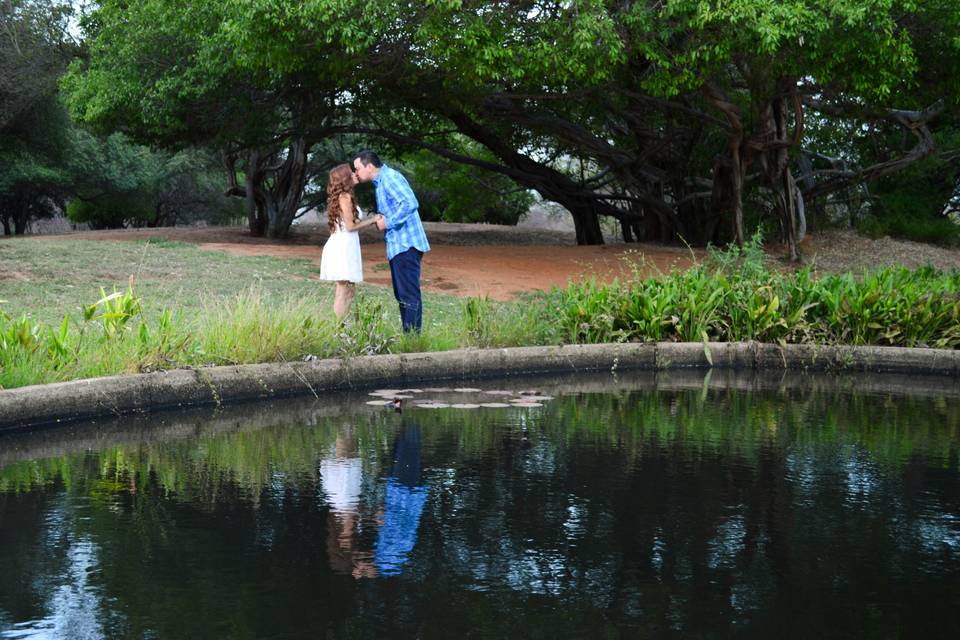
[365,400,392,406]
[450,403,482,409]
[454,387,483,393]
[480,403,512,408]
[511,402,544,408]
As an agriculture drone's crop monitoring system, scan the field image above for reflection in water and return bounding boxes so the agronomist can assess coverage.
[375,422,428,577]
[320,428,376,578]
[1,371,959,638]
[1,498,106,640]
[318,421,429,579]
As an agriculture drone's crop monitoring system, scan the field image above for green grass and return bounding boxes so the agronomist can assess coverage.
[1,233,959,391]
[0,238,343,325]
[0,236,552,388]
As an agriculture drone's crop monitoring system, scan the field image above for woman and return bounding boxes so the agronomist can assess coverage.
[319,164,382,321]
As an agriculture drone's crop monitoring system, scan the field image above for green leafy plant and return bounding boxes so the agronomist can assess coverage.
[341,296,396,356]
[83,276,144,338]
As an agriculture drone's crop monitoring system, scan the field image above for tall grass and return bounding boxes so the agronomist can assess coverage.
[2,235,959,390]
[543,234,960,349]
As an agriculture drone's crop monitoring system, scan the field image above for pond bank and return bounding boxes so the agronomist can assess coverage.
[2,342,959,430]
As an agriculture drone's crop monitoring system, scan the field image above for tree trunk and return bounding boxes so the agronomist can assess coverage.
[13,203,29,235]
[730,142,745,247]
[245,149,266,237]
[760,89,802,261]
[794,177,806,243]
[265,136,310,239]
[703,83,747,247]
[569,201,604,245]
[445,110,611,244]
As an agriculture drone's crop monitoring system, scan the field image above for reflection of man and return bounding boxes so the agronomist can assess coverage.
[319,429,377,578]
[374,422,429,576]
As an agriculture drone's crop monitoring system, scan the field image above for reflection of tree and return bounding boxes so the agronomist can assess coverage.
[1,385,958,637]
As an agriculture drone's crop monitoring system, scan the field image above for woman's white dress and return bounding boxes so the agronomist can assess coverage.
[319,206,364,283]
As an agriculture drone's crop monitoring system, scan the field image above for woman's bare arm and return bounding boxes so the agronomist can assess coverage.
[338,194,379,231]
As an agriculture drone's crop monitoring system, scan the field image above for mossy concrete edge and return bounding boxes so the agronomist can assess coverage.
[2,342,958,430]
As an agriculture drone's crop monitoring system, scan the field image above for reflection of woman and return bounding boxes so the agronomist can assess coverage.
[319,429,377,578]
[319,164,383,321]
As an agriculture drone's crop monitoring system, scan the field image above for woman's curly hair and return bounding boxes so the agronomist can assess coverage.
[327,164,357,233]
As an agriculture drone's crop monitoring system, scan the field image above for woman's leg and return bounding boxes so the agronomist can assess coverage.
[334,281,356,321]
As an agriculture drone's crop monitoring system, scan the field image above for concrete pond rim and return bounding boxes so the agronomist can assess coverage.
[1,341,959,431]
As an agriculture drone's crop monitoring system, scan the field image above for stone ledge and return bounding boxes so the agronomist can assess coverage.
[1,342,957,430]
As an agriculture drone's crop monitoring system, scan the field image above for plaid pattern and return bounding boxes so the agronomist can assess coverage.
[374,165,431,261]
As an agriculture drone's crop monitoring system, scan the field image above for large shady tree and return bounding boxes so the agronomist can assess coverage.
[371,0,958,255]
[62,0,371,238]
[64,0,959,253]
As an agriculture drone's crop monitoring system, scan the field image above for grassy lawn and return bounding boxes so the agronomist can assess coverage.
[0,236,545,388]
[0,236,465,328]
[2,233,958,390]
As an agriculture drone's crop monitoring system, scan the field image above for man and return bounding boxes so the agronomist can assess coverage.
[352,149,431,332]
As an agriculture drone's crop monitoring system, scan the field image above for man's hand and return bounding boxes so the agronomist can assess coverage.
[375,214,387,231]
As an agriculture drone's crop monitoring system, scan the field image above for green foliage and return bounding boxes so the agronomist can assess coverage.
[461,296,494,347]
[64,132,242,229]
[624,0,920,100]
[65,194,151,229]
[0,94,73,232]
[339,296,397,356]
[401,147,534,225]
[541,234,960,349]
[0,1,80,234]
[58,0,960,247]
[82,278,144,338]
[1,0,76,128]
[3,236,958,391]
[854,126,960,246]
[858,213,960,247]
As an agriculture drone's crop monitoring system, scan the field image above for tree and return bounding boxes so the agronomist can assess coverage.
[399,143,534,225]
[62,0,368,238]
[0,0,74,128]
[62,0,960,253]
[0,93,72,234]
[0,0,78,234]
[346,1,958,254]
[64,131,243,229]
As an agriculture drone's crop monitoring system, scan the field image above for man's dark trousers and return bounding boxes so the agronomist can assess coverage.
[389,248,423,332]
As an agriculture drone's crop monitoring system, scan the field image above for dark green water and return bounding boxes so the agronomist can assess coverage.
[1,370,959,639]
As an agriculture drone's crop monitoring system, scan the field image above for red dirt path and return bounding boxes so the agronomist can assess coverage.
[41,223,702,300]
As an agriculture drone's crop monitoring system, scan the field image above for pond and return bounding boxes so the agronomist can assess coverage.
[1,369,958,639]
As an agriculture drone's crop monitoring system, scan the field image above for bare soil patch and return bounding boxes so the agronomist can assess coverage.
[26,223,960,300]
[0,271,32,282]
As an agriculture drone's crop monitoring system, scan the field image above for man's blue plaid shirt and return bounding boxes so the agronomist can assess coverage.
[374,165,431,261]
